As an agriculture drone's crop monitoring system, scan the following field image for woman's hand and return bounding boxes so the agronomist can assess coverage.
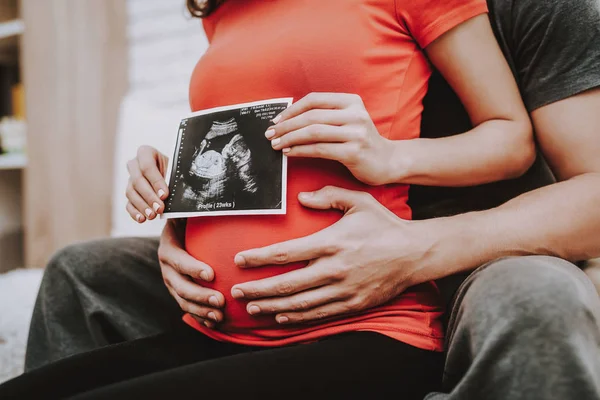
[230,186,438,324]
[126,145,170,222]
[159,220,226,328]
[267,93,394,186]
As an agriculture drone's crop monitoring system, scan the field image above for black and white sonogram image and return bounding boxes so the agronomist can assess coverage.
[163,98,292,217]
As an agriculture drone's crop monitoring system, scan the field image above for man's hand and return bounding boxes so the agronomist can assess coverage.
[266,93,394,186]
[230,187,436,324]
[158,220,225,328]
[126,145,170,222]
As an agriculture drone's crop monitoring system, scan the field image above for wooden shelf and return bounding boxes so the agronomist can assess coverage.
[0,19,22,64]
[0,19,23,40]
[0,152,26,170]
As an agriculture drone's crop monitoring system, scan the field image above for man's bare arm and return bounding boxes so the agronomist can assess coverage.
[230,90,600,319]
[416,88,600,286]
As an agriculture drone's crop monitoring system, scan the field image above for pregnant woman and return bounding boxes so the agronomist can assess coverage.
[0,0,534,398]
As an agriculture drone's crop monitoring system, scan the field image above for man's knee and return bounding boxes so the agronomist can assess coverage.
[43,237,159,294]
[45,239,120,288]
[459,256,600,335]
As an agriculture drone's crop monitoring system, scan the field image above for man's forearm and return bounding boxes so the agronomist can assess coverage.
[411,173,600,283]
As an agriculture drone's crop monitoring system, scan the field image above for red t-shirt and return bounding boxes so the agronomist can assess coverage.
[183,0,488,351]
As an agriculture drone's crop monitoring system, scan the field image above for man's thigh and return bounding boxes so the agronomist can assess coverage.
[441,256,600,398]
[447,255,599,341]
[584,258,600,294]
[26,237,182,370]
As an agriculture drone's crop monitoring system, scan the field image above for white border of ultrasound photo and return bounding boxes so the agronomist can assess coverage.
[162,98,293,219]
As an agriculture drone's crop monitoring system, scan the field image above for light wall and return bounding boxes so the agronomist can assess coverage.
[111,0,208,238]
[22,0,128,267]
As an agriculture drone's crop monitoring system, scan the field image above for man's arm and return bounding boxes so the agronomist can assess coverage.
[230,101,600,321]
[224,1,600,322]
[231,88,600,318]
[415,0,600,284]
[416,88,600,284]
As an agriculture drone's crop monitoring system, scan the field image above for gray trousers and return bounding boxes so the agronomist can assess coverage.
[25,238,600,400]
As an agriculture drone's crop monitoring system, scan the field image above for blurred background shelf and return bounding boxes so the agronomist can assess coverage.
[0,19,23,40]
[0,0,25,273]
[0,152,26,170]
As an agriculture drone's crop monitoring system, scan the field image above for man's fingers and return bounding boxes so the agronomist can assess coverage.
[191,315,216,329]
[126,202,146,223]
[234,231,334,269]
[246,286,349,315]
[137,146,169,199]
[168,288,223,324]
[231,262,334,300]
[271,125,350,150]
[297,186,374,213]
[275,301,359,325]
[274,93,360,124]
[158,243,215,282]
[162,266,224,309]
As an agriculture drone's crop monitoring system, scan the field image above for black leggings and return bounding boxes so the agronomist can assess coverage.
[1,325,443,399]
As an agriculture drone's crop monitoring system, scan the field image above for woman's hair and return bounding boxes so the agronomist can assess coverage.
[186,0,224,18]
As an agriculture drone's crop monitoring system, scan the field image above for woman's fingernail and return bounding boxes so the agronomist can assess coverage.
[145,208,153,217]
[135,214,144,223]
[272,114,282,124]
[157,189,166,199]
[153,202,160,212]
[234,254,246,267]
[248,305,261,315]
[209,296,220,307]
[204,320,213,328]
[277,316,289,324]
[208,312,218,322]
[200,271,210,281]
[271,138,281,147]
[265,129,276,139]
[282,147,291,154]
[231,288,244,299]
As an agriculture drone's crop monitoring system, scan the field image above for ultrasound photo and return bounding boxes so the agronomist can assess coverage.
[163,98,292,218]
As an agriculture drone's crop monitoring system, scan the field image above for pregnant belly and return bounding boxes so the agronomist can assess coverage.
[185,159,372,332]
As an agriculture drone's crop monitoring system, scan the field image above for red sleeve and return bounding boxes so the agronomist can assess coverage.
[395,0,488,48]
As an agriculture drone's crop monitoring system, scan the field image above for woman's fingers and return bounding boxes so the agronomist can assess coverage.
[126,181,155,219]
[271,124,350,150]
[284,143,356,166]
[126,201,146,223]
[137,146,170,199]
[267,109,352,140]
[127,159,164,216]
[273,92,361,124]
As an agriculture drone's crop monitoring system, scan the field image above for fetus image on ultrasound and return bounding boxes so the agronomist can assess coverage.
[164,99,291,217]
[183,118,258,207]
